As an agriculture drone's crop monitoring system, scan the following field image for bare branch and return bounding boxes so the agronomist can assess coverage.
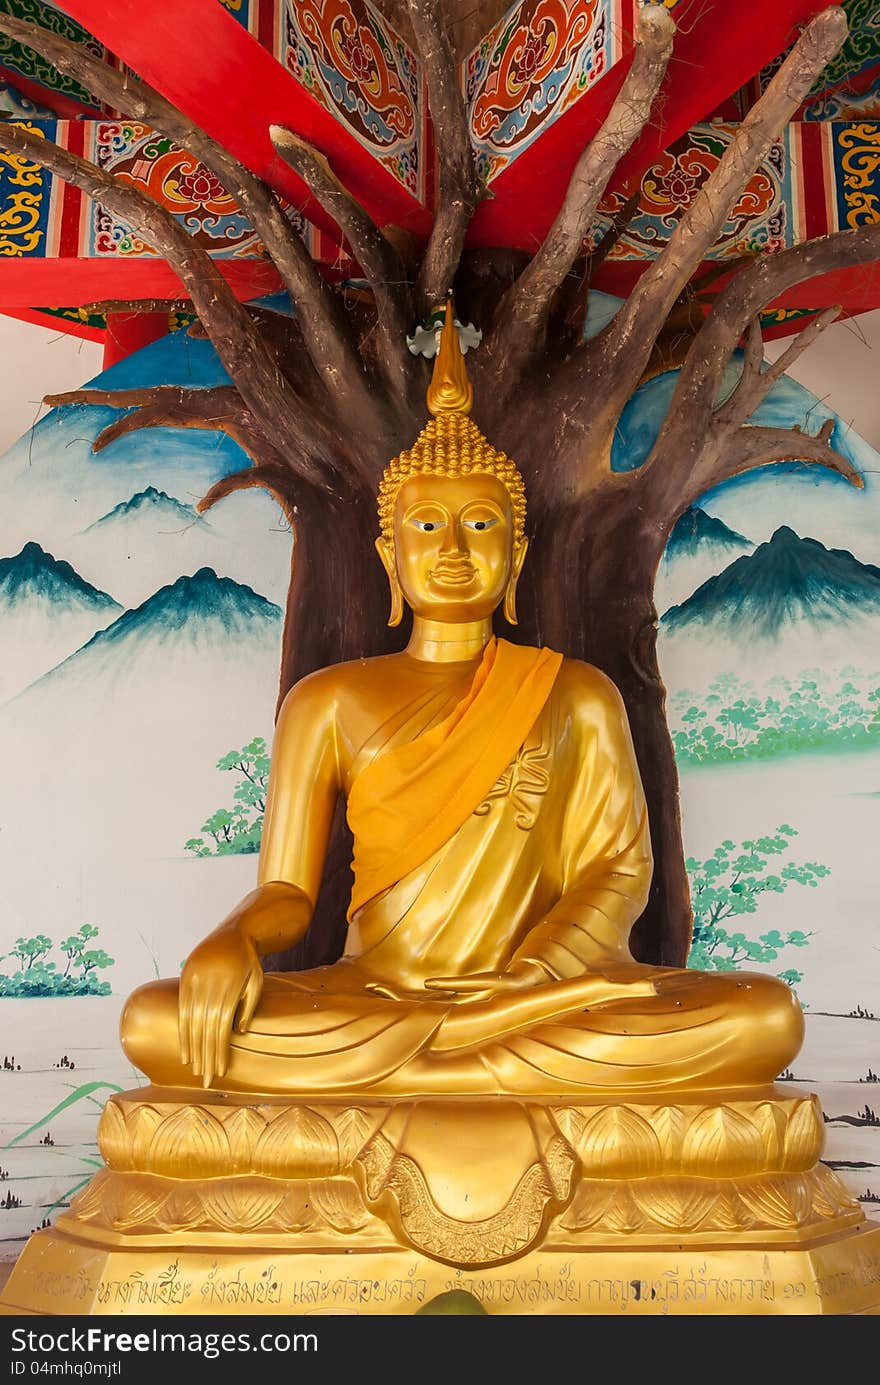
[81,298,188,315]
[199,463,302,520]
[270,126,412,398]
[642,409,861,520]
[0,11,368,407]
[493,6,674,365]
[687,255,755,298]
[0,121,338,480]
[690,420,863,507]
[552,190,641,350]
[43,383,271,454]
[741,315,765,388]
[597,6,849,425]
[406,0,485,318]
[715,304,841,431]
[44,386,202,410]
[657,222,880,470]
[589,190,643,283]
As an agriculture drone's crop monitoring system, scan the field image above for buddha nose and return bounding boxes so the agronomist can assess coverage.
[440,515,469,557]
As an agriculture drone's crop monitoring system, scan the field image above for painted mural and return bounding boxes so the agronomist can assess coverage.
[0,317,292,1248]
[0,116,314,262]
[282,0,427,202]
[1,301,879,1254]
[592,120,880,265]
[464,0,623,184]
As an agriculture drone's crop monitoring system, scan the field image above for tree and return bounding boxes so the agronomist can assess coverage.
[185,737,269,856]
[60,924,99,977]
[7,934,52,970]
[0,925,115,995]
[687,825,824,984]
[0,5,875,969]
[78,949,113,983]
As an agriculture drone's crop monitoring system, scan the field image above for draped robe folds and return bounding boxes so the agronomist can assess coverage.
[204,639,803,1097]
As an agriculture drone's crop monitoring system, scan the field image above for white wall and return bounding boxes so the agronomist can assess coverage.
[0,316,103,459]
[763,308,880,451]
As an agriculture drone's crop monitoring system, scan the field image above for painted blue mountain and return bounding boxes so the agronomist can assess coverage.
[657,508,754,611]
[82,486,201,532]
[2,566,284,870]
[0,543,122,704]
[0,542,118,611]
[73,567,280,652]
[69,482,255,612]
[662,526,880,638]
[24,568,283,699]
[666,507,751,560]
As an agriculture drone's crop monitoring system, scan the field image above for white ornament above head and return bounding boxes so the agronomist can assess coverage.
[407,309,483,358]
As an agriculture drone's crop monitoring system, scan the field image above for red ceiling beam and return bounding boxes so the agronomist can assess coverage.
[57,0,431,240]
[0,257,282,310]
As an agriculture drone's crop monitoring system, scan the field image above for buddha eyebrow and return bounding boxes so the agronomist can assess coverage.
[402,501,449,519]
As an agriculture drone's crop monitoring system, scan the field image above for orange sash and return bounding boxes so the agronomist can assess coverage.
[346,638,563,917]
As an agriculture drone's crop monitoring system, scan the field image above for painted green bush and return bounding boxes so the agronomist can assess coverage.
[670,669,880,765]
[0,924,114,997]
[687,826,825,984]
[185,737,269,857]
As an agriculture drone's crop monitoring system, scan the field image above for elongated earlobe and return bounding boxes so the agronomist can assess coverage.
[375,537,404,628]
[504,538,529,625]
[387,579,404,628]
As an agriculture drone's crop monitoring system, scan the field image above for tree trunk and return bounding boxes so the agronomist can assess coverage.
[267,474,409,972]
[267,429,691,972]
[277,479,405,696]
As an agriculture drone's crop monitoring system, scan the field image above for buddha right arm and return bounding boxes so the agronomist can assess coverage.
[179,671,342,1084]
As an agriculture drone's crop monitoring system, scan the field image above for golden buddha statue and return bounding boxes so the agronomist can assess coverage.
[3,304,878,1317]
[121,305,800,1100]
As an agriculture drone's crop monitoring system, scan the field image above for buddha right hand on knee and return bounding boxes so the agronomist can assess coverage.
[178,883,312,1087]
[179,924,264,1088]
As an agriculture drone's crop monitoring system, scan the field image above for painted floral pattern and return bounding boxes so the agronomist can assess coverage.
[465,0,617,183]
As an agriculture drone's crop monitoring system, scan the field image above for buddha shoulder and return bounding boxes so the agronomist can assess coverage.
[552,656,631,734]
[274,653,409,735]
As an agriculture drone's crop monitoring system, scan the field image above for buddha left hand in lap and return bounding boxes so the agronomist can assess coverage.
[122,307,803,1098]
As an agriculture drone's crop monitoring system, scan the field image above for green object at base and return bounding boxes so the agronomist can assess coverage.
[416,1290,488,1315]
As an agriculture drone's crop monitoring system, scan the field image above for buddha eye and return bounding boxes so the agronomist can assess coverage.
[463,517,498,531]
[410,517,445,532]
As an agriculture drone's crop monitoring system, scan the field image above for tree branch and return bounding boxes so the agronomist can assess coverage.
[269,126,412,400]
[0,11,368,413]
[595,6,849,428]
[42,383,288,460]
[551,190,641,350]
[715,304,840,431]
[589,190,643,282]
[655,222,880,471]
[0,121,336,481]
[682,420,863,510]
[492,6,674,366]
[406,0,485,318]
[199,462,303,521]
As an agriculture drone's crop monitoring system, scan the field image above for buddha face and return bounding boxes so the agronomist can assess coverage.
[376,472,528,625]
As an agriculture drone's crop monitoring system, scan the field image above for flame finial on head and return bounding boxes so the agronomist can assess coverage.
[377,295,527,545]
[426,297,473,417]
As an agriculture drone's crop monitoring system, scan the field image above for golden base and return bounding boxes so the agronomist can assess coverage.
[3,1085,880,1315]
[2,1221,880,1315]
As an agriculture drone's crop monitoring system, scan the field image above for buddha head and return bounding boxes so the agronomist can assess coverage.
[376,300,528,628]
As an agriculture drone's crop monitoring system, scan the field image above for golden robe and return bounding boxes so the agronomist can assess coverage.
[129,638,799,1096]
